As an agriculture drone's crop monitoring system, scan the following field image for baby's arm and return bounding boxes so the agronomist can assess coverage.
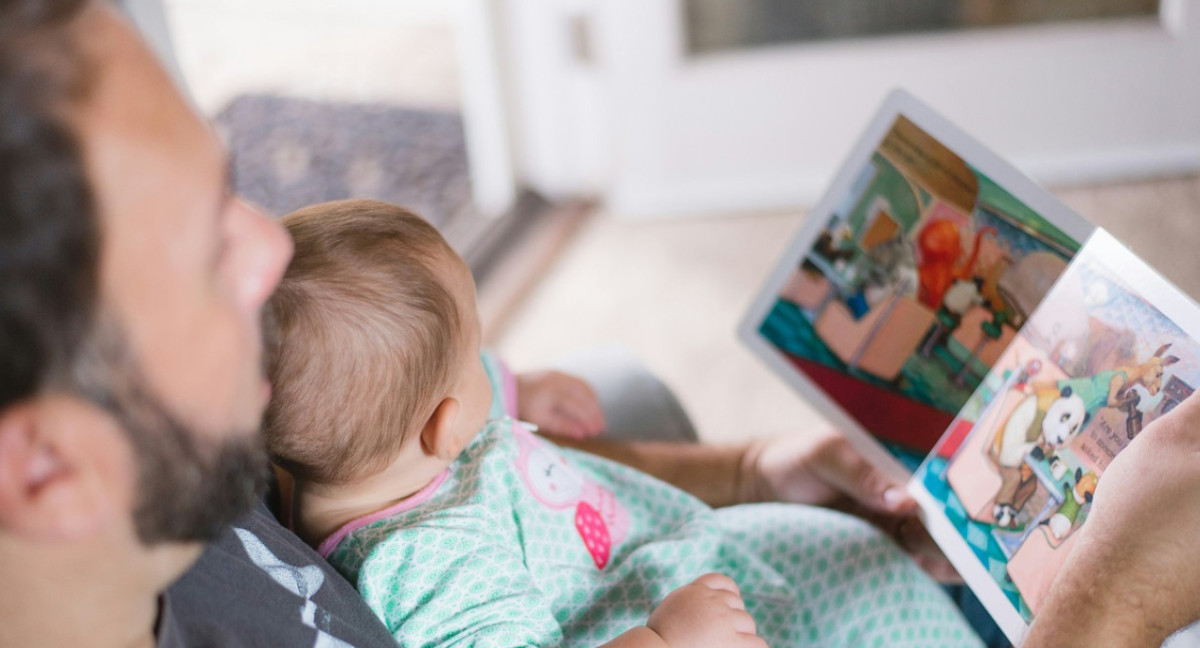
[601,574,767,648]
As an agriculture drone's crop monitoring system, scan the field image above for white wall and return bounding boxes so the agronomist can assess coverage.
[501,0,1200,218]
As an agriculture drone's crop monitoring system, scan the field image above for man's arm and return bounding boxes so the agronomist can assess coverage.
[1026,546,1170,647]
[1026,394,1200,647]
[551,437,750,508]
[554,429,911,514]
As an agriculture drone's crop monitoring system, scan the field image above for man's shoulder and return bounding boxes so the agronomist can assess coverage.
[164,501,395,648]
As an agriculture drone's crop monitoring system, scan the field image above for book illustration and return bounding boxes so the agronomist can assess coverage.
[915,237,1200,624]
[1044,467,1097,541]
[758,115,1080,460]
[739,92,1191,642]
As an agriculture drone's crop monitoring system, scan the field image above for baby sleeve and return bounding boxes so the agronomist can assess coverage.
[481,350,518,419]
[354,525,564,648]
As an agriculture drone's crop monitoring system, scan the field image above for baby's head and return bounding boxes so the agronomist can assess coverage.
[265,199,491,488]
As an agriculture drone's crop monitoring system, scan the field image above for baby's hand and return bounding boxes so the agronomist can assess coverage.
[516,370,606,439]
[645,573,766,648]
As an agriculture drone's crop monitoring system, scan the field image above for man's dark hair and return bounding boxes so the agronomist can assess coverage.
[0,0,97,409]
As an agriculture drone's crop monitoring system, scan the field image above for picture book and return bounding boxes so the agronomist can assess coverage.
[738,90,1200,643]
[911,229,1200,641]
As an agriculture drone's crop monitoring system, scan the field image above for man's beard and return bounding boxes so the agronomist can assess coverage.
[66,314,269,545]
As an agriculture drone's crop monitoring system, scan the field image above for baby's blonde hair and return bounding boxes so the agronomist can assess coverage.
[265,199,463,485]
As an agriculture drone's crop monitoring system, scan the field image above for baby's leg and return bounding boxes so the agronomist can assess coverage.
[716,503,983,648]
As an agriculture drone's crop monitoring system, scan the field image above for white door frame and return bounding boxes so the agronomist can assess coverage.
[456,0,520,216]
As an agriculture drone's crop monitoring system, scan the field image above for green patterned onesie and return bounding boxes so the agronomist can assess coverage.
[321,354,980,647]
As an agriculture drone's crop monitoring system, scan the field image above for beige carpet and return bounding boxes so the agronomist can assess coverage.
[489,174,1200,445]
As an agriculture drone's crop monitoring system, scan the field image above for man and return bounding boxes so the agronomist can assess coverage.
[0,0,293,645]
[0,1,1197,646]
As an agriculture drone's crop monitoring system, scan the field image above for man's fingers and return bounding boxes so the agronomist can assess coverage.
[812,437,915,514]
[915,555,964,584]
[893,516,963,583]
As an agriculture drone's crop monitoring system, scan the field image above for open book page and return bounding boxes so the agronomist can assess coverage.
[739,89,1093,480]
[910,228,1200,644]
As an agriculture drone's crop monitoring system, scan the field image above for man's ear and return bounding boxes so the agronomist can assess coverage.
[419,397,462,461]
[0,397,119,541]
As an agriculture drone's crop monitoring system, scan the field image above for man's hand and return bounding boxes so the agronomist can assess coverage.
[744,431,961,582]
[516,370,606,439]
[1028,393,1200,647]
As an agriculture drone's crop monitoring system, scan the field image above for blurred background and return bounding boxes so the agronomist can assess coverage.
[126,0,1198,444]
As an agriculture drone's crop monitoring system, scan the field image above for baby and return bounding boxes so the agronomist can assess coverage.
[265,199,981,648]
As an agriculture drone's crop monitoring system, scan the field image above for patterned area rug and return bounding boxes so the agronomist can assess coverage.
[214,94,499,260]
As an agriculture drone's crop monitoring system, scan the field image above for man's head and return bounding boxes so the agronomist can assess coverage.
[266,199,490,488]
[0,0,291,586]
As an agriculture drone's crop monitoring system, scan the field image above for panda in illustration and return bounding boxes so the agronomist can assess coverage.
[989,384,1087,528]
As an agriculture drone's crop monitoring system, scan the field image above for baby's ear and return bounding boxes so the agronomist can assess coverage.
[419,397,463,461]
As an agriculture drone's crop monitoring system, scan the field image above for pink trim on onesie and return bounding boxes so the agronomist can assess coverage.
[317,470,450,558]
[498,358,519,417]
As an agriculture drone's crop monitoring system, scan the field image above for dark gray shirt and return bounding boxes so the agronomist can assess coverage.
[160,502,394,648]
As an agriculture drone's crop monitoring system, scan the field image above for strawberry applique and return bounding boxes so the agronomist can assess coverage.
[574,501,611,569]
